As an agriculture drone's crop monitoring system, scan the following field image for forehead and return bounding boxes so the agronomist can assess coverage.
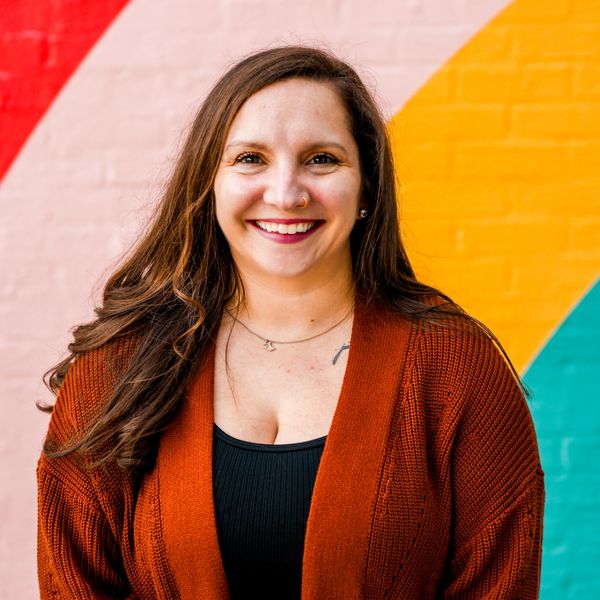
[225,78,353,141]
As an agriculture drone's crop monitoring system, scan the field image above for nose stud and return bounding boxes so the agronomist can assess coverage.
[298,196,310,209]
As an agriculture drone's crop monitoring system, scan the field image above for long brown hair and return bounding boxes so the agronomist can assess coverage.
[42,45,521,473]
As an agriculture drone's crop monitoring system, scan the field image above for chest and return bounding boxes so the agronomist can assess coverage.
[127,342,451,600]
[212,320,351,444]
[125,313,453,598]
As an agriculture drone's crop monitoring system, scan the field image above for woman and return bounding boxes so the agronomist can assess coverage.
[38,46,544,599]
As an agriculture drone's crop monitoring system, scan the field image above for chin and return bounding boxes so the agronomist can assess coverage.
[251,258,318,281]
[235,249,350,283]
[262,266,313,280]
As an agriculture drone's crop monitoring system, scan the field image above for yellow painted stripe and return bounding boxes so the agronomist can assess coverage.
[388,0,600,371]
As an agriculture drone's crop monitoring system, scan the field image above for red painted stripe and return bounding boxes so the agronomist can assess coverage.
[0,0,131,183]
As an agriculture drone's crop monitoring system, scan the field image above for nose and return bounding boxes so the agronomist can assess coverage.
[262,161,305,211]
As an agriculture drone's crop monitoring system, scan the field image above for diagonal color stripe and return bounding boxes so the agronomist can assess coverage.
[525,278,600,598]
[0,0,131,182]
[388,0,600,371]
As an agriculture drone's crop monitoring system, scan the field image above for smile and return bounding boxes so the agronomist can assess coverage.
[254,220,317,234]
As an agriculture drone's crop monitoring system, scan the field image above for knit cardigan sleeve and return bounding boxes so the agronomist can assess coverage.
[37,345,135,599]
[433,324,545,599]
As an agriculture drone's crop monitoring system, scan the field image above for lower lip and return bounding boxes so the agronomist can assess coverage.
[250,221,323,244]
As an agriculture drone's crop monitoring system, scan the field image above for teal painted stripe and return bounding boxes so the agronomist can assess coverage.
[524,278,600,599]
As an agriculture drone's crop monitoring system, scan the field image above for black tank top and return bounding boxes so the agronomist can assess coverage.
[212,424,327,600]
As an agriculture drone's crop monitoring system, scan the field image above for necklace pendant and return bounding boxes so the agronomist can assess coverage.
[263,340,276,351]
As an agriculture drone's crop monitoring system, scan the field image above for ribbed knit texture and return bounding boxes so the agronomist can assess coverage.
[212,425,326,599]
[37,299,544,599]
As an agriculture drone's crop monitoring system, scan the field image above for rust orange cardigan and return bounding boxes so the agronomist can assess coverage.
[38,300,544,599]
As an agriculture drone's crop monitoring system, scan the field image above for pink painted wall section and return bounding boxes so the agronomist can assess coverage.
[0,0,131,180]
[0,1,511,597]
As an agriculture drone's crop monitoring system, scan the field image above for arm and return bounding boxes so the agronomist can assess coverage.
[37,351,134,599]
[441,469,544,599]
[440,333,545,598]
[37,458,134,599]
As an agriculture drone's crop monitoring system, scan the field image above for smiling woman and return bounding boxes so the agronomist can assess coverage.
[37,46,544,600]
[214,78,362,304]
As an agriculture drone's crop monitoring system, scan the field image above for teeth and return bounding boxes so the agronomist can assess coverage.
[256,221,315,234]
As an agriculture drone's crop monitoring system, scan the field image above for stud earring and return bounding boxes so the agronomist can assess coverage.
[358,208,368,219]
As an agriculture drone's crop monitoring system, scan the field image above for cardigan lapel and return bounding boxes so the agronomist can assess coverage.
[301,299,413,599]
[158,343,229,600]
[157,299,413,599]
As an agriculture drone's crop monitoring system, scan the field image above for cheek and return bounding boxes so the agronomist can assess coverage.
[214,179,252,226]
[316,178,361,214]
[218,174,262,207]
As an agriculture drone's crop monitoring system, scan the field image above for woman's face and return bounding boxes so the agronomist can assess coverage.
[213,78,362,286]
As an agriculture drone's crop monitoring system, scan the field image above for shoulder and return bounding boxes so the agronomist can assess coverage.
[48,334,141,443]
[406,313,540,468]
[364,298,508,378]
[416,314,514,387]
[362,292,517,393]
[366,299,526,418]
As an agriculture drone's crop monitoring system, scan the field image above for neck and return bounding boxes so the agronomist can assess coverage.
[227,268,355,339]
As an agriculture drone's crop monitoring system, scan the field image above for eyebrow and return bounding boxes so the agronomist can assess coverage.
[224,141,269,152]
[223,140,349,154]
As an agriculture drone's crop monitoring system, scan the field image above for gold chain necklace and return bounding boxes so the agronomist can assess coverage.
[226,305,354,351]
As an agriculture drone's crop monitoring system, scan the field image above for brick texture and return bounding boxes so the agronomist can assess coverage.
[389,2,600,598]
[1,0,598,598]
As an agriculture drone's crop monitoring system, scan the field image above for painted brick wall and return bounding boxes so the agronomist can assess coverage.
[389,2,600,597]
[1,0,598,597]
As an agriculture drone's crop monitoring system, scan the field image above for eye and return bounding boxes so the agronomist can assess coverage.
[234,152,263,164]
[308,153,338,165]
